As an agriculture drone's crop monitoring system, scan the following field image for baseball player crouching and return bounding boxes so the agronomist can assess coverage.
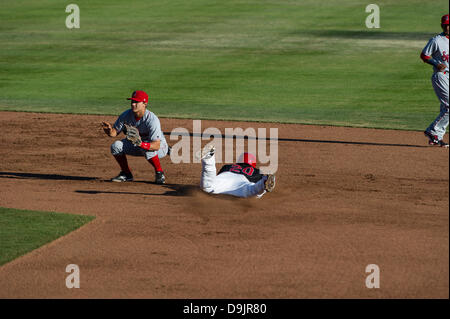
[421,14,449,148]
[197,144,276,198]
[102,90,170,184]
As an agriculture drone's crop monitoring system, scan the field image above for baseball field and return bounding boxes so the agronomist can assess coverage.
[0,0,448,299]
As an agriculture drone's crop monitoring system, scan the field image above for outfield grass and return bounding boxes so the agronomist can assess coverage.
[0,0,448,130]
[0,207,94,266]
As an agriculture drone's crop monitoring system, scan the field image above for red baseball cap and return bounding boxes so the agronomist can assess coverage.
[127,90,149,103]
[441,14,449,25]
[238,152,257,168]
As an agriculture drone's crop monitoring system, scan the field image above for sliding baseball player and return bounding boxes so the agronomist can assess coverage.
[197,144,275,198]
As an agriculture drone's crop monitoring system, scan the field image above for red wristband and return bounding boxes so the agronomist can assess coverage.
[140,142,151,151]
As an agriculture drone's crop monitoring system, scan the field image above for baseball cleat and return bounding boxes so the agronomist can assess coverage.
[264,174,276,192]
[155,171,166,184]
[196,144,215,160]
[424,131,439,145]
[111,171,134,182]
[438,141,449,148]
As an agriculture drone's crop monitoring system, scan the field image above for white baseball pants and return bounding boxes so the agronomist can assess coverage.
[426,72,449,140]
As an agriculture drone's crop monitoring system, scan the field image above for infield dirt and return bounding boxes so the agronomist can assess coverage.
[0,111,448,298]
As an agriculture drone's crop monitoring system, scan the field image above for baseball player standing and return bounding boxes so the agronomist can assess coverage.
[197,144,276,198]
[102,90,169,184]
[421,14,449,148]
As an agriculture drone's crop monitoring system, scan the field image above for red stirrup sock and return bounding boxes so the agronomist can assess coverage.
[148,155,163,172]
[114,154,131,174]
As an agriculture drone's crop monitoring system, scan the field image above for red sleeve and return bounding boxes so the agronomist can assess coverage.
[420,52,431,62]
[140,142,151,150]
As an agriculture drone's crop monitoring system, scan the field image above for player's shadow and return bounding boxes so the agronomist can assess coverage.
[0,171,98,181]
[75,184,199,197]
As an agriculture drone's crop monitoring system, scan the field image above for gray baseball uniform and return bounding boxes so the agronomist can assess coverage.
[110,109,169,160]
[422,32,449,140]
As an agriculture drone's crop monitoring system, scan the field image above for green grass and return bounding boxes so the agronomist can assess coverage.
[0,207,94,266]
[0,0,448,129]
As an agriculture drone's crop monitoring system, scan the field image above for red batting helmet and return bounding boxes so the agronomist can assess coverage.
[127,90,149,103]
[237,152,257,168]
[441,14,449,25]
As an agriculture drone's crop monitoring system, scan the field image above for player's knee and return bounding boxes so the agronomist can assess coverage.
[110,140,124,155]
[145,151,158,160]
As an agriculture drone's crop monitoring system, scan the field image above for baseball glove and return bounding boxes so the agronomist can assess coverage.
[123,124,142,146]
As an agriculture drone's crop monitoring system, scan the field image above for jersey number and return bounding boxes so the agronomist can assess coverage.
[230,164,254,176]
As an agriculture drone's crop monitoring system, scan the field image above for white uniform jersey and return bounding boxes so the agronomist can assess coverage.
[421,32,449,74]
